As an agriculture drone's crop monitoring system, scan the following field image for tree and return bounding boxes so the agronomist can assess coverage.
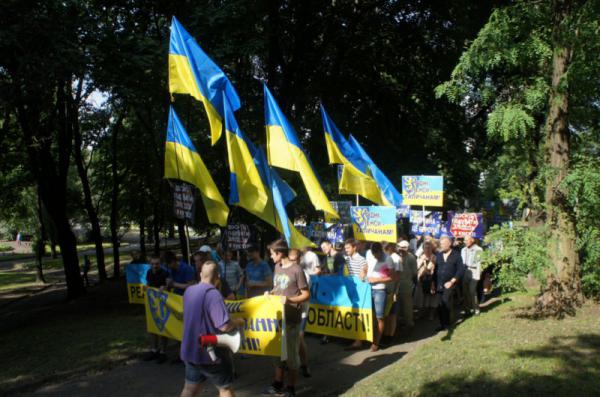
[436,0,600,313]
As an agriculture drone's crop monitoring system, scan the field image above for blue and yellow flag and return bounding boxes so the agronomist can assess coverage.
[224,96,313,248]
[164,106,229,226]
[264,85,339,220]
[348,135,403,207]
[320,105,388,205]
[169,16,241,145]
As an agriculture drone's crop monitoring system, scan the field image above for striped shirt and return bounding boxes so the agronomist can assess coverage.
[346,253,367,277]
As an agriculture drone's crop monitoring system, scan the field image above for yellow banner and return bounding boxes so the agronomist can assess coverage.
[128,283,146,304]
[144,288,284,356]
[305,303,373,342]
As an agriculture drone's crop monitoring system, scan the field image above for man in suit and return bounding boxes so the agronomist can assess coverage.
[434,236,465,331]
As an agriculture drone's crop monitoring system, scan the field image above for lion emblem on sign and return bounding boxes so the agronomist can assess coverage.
[148,288,171,332]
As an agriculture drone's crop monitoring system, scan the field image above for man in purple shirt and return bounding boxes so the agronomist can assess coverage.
[180,261,243,397]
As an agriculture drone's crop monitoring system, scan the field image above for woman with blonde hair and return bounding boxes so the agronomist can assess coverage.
[414,241,438,320]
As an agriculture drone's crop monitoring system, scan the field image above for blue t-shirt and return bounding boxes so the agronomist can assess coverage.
[168,262,196,295]
[245,260,272,283]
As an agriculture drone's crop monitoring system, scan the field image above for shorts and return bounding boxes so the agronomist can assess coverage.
[372,289,387,319]
[273,323,301,370]
[184,353,233,388]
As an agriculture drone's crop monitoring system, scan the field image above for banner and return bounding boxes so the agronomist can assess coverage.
[409,211,443,237]
[325,201,352,223]
[223,223,257,250]
[396,205,411,219]
[172,182,195,221]
[306,276,373,342]
[446,212,485,238]
[145,288,284,357]
[126,263,151,304]
[350,206,397,243]
[326,223,346,244]
[307,222,327,242]
[402,176,444,207]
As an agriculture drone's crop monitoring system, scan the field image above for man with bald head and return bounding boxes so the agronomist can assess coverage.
[434,236,465,331]
[180,261,243,397]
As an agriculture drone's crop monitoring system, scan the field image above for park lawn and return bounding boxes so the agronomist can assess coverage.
[345,293,600,397]
[0,270,40,291]
[0,283,148,395]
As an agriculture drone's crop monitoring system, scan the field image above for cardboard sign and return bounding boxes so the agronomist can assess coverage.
[402,176,444,207]
[350,206,397,243]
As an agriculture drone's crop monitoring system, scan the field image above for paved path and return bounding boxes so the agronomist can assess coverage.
[26,320,440,397]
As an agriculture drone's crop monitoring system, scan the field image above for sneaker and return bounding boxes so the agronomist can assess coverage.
[262,384,284,396]
[300,365,311,378]
[283,387,296,397]
[156,352,167,364]
[370,343,380,352]
[142,351,158,361]
[474,309,480,316]
[320,335,330,345]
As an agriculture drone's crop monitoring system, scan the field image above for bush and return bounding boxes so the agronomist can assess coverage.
[0,244,14,252]
[482,223,551,292]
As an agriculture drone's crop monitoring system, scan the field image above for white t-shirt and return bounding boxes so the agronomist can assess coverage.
[389,252,402,272]
[366,253,394,290]
[461,245,483,280]
[300,250,320,278]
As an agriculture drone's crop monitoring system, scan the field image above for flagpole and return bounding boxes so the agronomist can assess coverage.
[356,194,359,207]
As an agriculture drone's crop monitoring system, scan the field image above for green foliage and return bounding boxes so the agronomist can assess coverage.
[482,223,552,292]
[0,244,14,252]
[486,104,536,141]
[563,155,600,298]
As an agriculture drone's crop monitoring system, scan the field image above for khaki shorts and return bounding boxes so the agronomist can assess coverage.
[273,323,300,370]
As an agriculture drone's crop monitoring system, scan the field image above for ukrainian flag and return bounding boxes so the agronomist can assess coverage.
[348,135,403,207]
[164,107,229,227]
[320,105,389,205]
[169,16,241,145]
[264,85,339,220]
[224,97,313,248]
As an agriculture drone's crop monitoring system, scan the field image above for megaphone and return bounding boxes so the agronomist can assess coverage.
[198,330,241,361]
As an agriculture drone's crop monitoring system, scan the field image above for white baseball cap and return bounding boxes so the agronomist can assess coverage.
[198,245,212,253]
[398,240,410,249]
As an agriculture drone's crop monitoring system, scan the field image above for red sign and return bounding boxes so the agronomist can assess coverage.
[450,213,480,238]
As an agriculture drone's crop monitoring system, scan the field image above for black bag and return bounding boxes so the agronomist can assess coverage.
[421,274,433,294]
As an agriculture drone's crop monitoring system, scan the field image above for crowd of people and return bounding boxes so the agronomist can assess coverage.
[140,232,486,397]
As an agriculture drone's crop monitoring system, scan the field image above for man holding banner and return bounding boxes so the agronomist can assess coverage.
[180,261,244,397]
[263,239,310,397]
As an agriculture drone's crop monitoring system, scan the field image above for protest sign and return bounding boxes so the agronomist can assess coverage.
[326,223,346,244]
[446,212,485,238]
[402,176,444,207]
[409,211,443,236]
[396,205,411,219]
[223,223,256,250]
[145,288,284,356]
[307,222,328,242]
[172,182,195,221]
[306,276,374,342]
[325,201,352,223]
[350,206,397,243]
[125,263,151,304]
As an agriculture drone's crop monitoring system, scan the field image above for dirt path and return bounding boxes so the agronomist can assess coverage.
[25,318,439,397]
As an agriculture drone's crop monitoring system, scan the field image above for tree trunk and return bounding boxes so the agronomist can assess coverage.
[139,214,146,259]
[110,115,123,278]
[538,0,581,316]
[72,100,106,281]
[35,192,47,284]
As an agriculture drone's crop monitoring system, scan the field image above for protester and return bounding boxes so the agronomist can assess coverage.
[245,247,272,298]
[143,254,170,364]
[195,250,235,300]
[179,261,244,397]
[263,239,310,397]
[320,240,345,275]
[343,238,369,350]
[129,250,146,264]
[414,241,439,320]
[219,250,244,298]
[383,243,401,340]
[166,251,196,296]
[461,236,483,315]
[434,236,465,331]
[396,241,418,328]
[366,242,394,351]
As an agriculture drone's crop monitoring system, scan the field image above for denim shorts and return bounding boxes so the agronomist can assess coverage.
[372,289,387,319]
[184,352,233,388]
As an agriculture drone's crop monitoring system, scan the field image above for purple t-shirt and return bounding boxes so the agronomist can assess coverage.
[180,283,230,365]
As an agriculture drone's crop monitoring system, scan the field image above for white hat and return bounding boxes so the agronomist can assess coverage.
[398,240,410,249]
[198,245,212,253]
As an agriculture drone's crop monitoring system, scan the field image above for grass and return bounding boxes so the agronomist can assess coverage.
[0,244,14,252]
[0,270,39,291]
[344,293,600,397]
[43,242,130,254]
[0,281,147,395]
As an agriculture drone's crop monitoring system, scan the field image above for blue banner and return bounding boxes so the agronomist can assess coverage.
[306,275,373,341]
